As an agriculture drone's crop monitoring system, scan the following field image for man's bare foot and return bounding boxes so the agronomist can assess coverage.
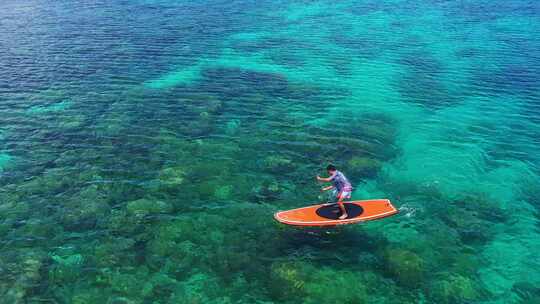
[339,213,348,220]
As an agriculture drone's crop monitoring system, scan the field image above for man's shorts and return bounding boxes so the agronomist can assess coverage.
[332,189,352,202]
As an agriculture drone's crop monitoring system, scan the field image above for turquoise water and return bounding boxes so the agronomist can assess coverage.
[1,0,539,303]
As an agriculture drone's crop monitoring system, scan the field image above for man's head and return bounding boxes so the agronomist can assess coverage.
[326,164,337,174]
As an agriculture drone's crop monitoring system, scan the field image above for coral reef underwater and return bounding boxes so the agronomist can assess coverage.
[0,0,539,303]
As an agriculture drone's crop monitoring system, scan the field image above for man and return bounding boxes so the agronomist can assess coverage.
[317,164,353,219]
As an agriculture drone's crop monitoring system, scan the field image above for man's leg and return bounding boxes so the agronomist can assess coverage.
[337,192,348,219]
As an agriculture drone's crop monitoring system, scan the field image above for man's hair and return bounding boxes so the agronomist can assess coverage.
[326,164,337,171]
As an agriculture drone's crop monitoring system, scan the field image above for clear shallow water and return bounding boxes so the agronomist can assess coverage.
[1,0,539,303]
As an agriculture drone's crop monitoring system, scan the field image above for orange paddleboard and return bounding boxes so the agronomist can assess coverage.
[274,199,398,227]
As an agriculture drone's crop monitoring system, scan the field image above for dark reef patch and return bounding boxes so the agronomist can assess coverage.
[396,50,457,109]
[441,0,539,22]
[230,37,310,68]
[472,65,540,98]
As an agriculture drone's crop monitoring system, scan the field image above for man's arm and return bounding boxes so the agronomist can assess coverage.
[321,185,334,191]
[316,175,333,182]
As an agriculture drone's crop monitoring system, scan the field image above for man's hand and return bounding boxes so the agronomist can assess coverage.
[318,175,331,182]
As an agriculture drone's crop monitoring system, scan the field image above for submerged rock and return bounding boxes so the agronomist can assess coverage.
[0,152,12,172]
[224,119,241,135]
[103,297,136,304]
[0,253,44,304]
[347,156,382,178]
[251,181,282,202]
[107,209,142,235]
[168,272,221,303]
[263,155,294,173]
[22,255,44,283]
[357,114,397,144]
[204,97,224,115]
[513,281,540,303]
[214,185,233,201]
[429,274,480,303]
[384,248,425,287]
[141,272,177,298]
[93,237,137,269]
[58,114,86,129]
[48,252,85,284]
[303,267,368,304]
[26,100,72,115]
[441,207,493,245]
[51,253,84,267]
[146,219,200,268]
[454,194,506,223]
[158,167,187,189]
[269,261,307,299]
[199,111,210,120]
[59,185,108,232]
[110,271,143,295]
[16,168,72,196]
[194,180,223,200]
[126,198,173,217]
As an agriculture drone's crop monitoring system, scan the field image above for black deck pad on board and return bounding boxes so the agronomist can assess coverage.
[316,203,364,220]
